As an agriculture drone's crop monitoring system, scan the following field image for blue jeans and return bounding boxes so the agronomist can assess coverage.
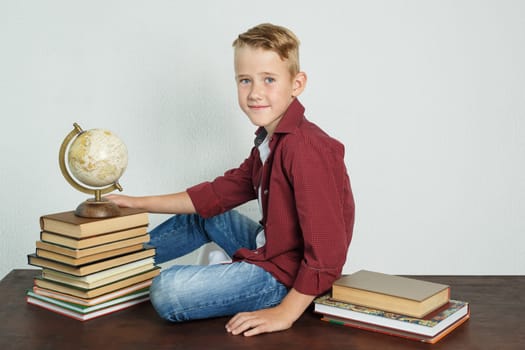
[148,210,289,322]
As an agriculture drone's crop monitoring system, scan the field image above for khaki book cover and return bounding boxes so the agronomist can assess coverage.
[28,246,155,277]
[40,227,148,249]
[36,243,145,266]
[332,270,450,318]
[35,234,150,258]
[40,208,148,238]
[42,262,156,289]
[33,267,160,299]
[41,257,155,284]
[32,280,153,306]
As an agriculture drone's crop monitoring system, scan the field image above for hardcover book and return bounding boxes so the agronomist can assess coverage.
[321,313,470,344]
[40,227,149,249]
[41,257,155,283]
[332,270,450,318]
[36,243,145,266]
[31,280,153,306]
[28,246,155,276]
[26,288,150,315]
[26,294,150,321]
[42,261,156,289]
[40,208,148,238]
[35,234,150,257]
[314,295,469,338]
[33,266,160,299]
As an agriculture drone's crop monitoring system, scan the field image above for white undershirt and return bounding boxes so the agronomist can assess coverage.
[208,134,269,264]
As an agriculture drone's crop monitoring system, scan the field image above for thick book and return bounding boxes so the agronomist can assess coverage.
[26,288,150,314]
[32,280,153,306]
[40,227,149,249]
[35,234,150,258]
[40,208,148,238]
[42,261,156,289]
[314,295,469,339]
[26,294,150,321]
[36,243,145,266]
[332,270,450,318]
[33,266,160,299]
[41,257,155,284]
[321,313,470,344]
[28,246,155,276]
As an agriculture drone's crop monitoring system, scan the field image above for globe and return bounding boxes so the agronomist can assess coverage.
[67,129,128,187]
[59,123,127,218]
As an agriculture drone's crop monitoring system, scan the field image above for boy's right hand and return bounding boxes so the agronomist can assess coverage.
[105,194,136,208]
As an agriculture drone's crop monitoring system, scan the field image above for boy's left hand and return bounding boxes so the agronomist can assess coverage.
[225,305,293,336]
[225,288,315,336]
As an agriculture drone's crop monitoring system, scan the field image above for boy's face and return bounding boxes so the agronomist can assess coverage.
[234,46,306,135]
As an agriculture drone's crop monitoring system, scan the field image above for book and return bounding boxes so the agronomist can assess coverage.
[32,279,153,306]
[33,266,160,299]
[26,288,150,314]
[36,243,145,266]
[28,246,155,276]
[40,227,149,249]
[40,208,148,238]
[314,295,469,340]
[26,294,150,321]
[321,313,470,344]
[41,257,155,284]
[332,270,450,318]
[35,234,150,258]
[42,261,155,289]
[42,257,154,282]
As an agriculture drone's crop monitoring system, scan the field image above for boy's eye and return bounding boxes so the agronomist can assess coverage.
[265,77,275,83]
[239,78,251,85]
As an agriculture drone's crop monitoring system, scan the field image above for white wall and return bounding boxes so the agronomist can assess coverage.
[1,0,524,280]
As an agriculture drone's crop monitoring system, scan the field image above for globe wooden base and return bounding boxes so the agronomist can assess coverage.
[75,198,121,218]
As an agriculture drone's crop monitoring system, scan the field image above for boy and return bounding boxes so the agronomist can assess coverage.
[107,23,355,336]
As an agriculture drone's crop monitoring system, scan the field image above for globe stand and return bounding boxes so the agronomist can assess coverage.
[59,123,125,219]
[75,190,122,219]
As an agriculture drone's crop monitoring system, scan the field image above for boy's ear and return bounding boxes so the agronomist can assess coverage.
[292,72,307,97]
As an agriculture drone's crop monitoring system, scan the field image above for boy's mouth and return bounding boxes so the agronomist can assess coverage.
[248,105,269,110]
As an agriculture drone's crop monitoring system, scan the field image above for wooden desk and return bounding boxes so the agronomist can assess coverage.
[0,270,523,349]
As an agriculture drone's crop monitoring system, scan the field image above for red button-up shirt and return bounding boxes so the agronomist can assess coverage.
[187,99,355,296]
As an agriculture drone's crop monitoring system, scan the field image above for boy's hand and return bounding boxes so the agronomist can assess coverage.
[225,305,293,336]
[225,288,315,336]
[105,194,136,208]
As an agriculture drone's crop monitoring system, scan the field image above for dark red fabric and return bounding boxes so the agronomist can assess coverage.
[187,99,355,295]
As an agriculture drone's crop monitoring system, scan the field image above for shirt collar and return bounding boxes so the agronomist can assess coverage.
[254,128,268,147]
[253,98,305,146]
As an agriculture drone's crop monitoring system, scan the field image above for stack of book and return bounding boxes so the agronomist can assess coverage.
[26,208,160,321]
[314,270,470,344]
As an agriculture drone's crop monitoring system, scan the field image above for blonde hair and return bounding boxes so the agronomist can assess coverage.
[232,23,301,76]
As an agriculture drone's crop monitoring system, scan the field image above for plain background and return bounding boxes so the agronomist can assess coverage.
[1,0,524,280]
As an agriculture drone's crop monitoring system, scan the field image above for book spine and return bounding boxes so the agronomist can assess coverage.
[27,295,150,321]
[27,296,85,321]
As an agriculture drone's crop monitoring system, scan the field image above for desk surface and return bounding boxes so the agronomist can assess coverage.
[1,270,523,350]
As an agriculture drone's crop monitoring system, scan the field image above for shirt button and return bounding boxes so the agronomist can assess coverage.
[263,189,268,195]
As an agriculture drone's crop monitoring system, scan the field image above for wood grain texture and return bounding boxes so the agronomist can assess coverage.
[0,270,523,350]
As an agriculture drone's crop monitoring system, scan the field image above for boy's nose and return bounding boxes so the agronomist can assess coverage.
[248,83,263,100]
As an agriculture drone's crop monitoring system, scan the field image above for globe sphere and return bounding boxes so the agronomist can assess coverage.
[67,129,128,187]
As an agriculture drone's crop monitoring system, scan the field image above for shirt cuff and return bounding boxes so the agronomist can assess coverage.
[186,182,223,218]
[292,261,341,296]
